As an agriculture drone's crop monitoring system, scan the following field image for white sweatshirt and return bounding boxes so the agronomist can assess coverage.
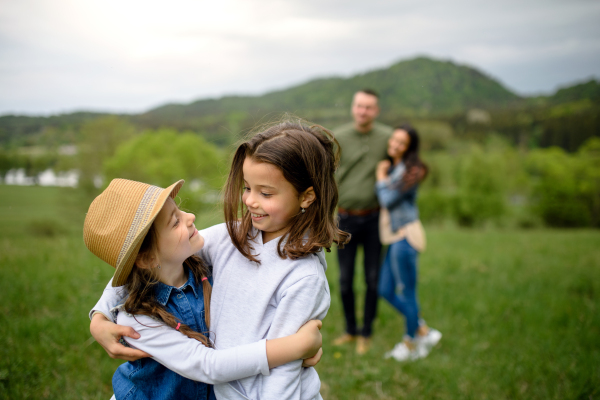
[199,223,329,400]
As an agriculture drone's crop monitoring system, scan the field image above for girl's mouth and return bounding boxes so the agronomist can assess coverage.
[190,228,198,239]
[251,213,267,220]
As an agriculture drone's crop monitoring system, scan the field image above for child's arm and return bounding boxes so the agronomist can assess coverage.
[114,312,322,384]
[89,280,322,373]
[266,320,322,368]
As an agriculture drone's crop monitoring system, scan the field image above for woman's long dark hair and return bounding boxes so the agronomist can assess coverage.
[123,224,213,347]
[395,123,428,188]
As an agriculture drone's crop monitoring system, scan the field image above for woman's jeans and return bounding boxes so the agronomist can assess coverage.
[378,239,420,339]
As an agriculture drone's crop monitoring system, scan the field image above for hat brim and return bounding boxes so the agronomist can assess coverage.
[111,179,184,287]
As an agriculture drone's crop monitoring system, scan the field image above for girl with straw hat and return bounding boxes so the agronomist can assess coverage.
[85,178,322,400]
[89,121,348,399]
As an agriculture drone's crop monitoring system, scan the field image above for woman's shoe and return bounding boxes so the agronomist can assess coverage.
[384,341,429,362]
[418,328,442,350]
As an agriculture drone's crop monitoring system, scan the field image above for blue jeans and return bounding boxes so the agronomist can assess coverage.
[378,239,420,339]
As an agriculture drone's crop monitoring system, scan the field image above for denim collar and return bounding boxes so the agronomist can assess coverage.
[154,268,199,306]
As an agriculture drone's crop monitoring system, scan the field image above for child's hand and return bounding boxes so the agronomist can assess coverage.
[265,319,323,368]
[296,319,323,360]
[302,347,323,368]
[90,313,151,361]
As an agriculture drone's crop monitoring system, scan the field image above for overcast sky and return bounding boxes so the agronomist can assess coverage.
[1,0,599,115]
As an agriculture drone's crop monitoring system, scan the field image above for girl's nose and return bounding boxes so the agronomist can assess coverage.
[186,212,196,225]
[244,192,257,208]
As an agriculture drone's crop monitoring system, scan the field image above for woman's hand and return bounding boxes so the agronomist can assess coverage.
[90,313,151,361]
[376,159,391,182]
[402,165,427,188]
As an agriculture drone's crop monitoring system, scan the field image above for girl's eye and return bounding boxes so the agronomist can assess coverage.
[261,192,272,198]
[243,186,250,192]
[174,218,180,227]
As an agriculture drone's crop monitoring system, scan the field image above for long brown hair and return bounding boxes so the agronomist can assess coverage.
[224,120,351,263]
[123,223,213,347]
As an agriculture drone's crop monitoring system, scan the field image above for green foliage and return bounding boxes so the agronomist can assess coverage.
[417,188,454,224]
[452,146,506,226]
[103,129,227,211]
[0,111,115,148]
[0,147,62,182]
[412,120,454,151]
[77,116,137,193]
[527,138,600,227]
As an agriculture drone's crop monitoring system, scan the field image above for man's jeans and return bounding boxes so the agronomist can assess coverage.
[378,238,420,339]
[337,211,382,337]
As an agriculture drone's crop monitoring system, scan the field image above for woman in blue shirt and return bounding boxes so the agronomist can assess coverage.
[375,124,442,362]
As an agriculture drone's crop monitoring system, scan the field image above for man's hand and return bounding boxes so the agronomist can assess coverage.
[376,159,392,182]
[90,313,151,361]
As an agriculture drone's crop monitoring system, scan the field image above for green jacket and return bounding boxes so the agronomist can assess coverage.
[334,122,392,210]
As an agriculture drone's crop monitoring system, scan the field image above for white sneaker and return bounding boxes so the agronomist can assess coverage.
[418,328,442,350]
[385,341,429,362]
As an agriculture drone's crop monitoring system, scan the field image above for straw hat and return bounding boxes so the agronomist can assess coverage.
[84,178,184,287]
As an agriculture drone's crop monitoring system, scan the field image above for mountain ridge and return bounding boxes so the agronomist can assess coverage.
[1,56,598,149]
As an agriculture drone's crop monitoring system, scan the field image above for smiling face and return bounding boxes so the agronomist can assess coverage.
[242,157,311,243]
[153,197,204,269]
[351,91,380,132]
[387,129,411,163]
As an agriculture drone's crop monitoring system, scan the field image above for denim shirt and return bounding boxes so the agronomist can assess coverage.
[375,162,419,232]
[112,270,212,400]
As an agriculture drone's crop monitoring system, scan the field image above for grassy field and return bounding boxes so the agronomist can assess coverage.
[0,185,599,399]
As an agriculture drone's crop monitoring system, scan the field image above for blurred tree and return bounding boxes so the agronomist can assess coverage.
[453,145,506,226]
[578,138,600,227]
[412,120,454,151]
[103,129,226,209]
[526,138,600,227]
[77,117,136,193]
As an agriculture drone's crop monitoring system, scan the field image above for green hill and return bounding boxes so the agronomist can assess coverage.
[135,57,522,136]
[550,79,600,104]
[0,56,597,149]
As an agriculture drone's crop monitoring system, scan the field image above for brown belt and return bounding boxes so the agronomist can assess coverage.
[338,206,380,217]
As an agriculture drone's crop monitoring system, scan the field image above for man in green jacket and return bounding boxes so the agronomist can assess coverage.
[333,89,392,354]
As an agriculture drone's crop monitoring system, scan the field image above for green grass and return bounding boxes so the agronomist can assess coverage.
[1,185,599,399]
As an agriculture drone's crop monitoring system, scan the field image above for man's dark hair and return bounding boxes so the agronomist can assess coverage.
[357,88,379,98]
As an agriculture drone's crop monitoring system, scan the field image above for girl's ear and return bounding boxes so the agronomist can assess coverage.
[136,251,158,270]
[300,186,316,209]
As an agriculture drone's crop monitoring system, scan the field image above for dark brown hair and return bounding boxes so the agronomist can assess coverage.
[224,120,351,263]
[123,224,213,347]
[394,123,428,189]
